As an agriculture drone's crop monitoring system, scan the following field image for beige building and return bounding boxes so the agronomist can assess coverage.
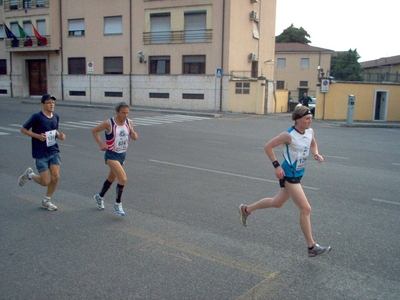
[274,42,334,102]
[0,0,277,113]
[360,55,400,83]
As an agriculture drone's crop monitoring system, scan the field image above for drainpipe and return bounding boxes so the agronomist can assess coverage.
[9,52,13,97]
[129,0,132,105]
[59,0,64,100]
[219,0,225,112]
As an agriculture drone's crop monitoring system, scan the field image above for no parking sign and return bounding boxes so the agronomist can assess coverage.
[321,79,329,93]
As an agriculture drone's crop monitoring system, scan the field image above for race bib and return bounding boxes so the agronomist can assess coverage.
[46,130,57,147]
[296,148,309,170]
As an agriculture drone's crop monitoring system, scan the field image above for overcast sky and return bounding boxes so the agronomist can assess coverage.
[275,0,399,62]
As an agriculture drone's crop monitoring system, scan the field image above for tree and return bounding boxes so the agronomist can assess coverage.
[275,24,311,44]
[330,49,363,81]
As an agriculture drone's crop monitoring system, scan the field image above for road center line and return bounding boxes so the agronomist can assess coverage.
[149,159,319,190]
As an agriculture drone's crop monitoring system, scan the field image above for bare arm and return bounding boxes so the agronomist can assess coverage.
[309,129,323,162]
[264,132,291,179]
[20,127,46,142]
[128,119,138,140]
[92,120,110,151]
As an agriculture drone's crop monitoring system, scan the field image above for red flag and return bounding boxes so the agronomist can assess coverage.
[31,22,47,46]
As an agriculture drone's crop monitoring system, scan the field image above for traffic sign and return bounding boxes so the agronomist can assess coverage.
[216,68,222,78]
[321,79,329,93]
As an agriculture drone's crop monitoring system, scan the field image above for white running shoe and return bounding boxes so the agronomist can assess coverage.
[94,194,105,210]
[18,167,33,186]
[113,203,125,216]
[42,200,57,211]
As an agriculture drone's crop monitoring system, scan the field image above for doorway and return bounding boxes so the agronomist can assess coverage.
[374,90,388,121]
[28,59,47,96]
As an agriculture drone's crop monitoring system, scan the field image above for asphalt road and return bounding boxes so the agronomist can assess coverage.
[1,99,399,299]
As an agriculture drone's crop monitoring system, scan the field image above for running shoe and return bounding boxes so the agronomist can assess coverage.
[18,167,33,186]
[308,244,332,257]
[94,194,105,210]
[113,203,125,216]
[42,200,57,211]
[238,204,250,227]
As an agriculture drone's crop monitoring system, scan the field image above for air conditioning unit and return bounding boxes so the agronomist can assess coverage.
[250,0,259,3]
[248,53,257,62]
[249,11,259,21]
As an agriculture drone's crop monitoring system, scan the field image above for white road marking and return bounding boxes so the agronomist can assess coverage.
[372,198,400,206]
[149,159,319,190]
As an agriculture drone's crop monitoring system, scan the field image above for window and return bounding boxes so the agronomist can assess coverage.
[150,93,169,99]
[235,82,250,94]
[299,81,308,87]
[104,57,123,74]
[252,22,259,39]
[36,0,45,7]
[0,24,4,39]
[182,93,204,100]
[23,0,32,9]
[277,58,286,68]
[0,60,7,75]
[10,22,19,36]
[23,21,33,37]
[68,57,86,74]
[10,0,18,10]
[301,58,309,68]
[184,11,206,43]
[276,81,285,89]
[104,16,122,35]
[149,56,170,74]
[183,55,205,74]
[37,20,46,36]
[68,19,85,36]
[150,13,170,44]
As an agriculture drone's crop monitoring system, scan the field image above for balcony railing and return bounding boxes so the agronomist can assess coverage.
[143,29,212,45]
[4,0,49,11]
[4,36,51,49]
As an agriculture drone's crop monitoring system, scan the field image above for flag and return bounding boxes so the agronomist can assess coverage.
[3,22,19,47]
[31,22,47,46]
[17,24,26,38]
[18,24,32,46]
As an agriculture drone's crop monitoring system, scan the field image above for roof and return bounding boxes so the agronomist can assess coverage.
[275,42,334,53]
[360,55,400,68]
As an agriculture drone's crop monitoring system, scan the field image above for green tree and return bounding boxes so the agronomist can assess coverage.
[330,49,363,81]
[275,24,311,44]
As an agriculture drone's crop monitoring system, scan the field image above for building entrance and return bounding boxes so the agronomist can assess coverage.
[28,59,47,96]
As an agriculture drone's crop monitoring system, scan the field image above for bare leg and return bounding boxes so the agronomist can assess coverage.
[284,182,315,248]
[106,160,126,186]
[246,188,291,213]
[45,164,60,198]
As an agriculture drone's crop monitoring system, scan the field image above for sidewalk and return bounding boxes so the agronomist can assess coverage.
[7,97,400,128]
[19,97,223,118]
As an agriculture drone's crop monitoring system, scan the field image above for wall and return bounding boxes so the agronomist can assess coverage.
[61,73,224,110]
[315,82,400,121]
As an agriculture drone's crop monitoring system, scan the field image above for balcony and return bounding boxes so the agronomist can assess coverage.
[4,36,51,50]
[4,0,49,11]
[143,29,212,45]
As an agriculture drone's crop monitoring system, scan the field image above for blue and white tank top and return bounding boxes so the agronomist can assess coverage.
[105,118,130,153]
[281,126,312,178]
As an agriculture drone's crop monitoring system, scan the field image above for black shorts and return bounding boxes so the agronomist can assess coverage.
[104,150,126,165]
[279,177,302,188]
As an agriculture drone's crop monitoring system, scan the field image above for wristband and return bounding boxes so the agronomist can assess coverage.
[272,160,280,168]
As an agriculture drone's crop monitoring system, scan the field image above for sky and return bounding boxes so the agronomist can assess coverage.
[275,0,399,62]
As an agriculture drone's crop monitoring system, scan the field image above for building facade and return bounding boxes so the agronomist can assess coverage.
[274,42,334,102]
[0,0,276,113]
